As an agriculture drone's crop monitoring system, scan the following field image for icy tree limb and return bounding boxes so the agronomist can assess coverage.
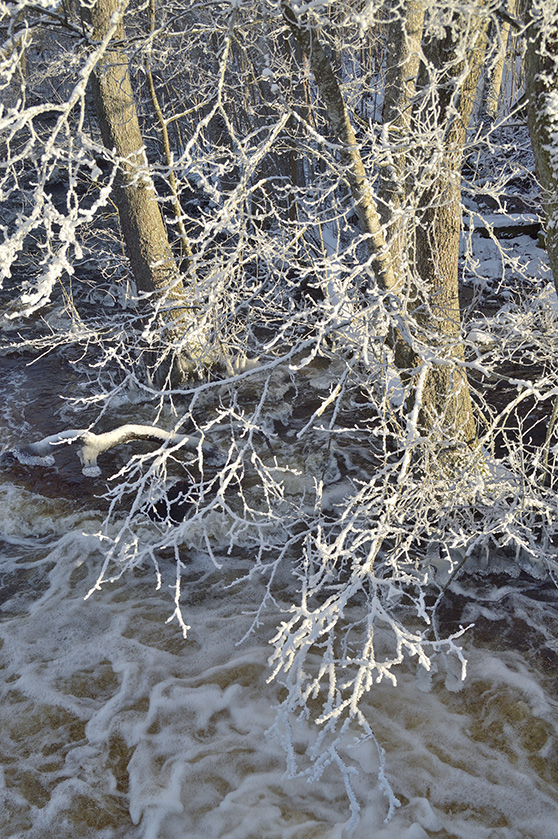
[1,425,215,477]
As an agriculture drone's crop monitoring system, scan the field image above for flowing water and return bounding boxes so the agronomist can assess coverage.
[1,355,558,839]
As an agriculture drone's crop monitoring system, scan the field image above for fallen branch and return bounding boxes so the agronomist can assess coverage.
[0,424,216,477]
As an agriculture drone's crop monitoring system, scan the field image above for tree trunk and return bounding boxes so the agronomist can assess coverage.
[282,1,400,295]
[283,0,483,459]
[378,0,425,247]
[144,0,193,269]
[409,15,488,453]
[525,0,558,294]
[413,173,477,450]
[479,2,515,125]
[0,27,28,112]
[88,0,190,382]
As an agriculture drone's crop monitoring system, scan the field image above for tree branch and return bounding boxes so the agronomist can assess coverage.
[1,425,217,477]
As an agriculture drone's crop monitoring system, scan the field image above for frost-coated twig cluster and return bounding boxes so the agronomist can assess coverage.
[2,0,558,826]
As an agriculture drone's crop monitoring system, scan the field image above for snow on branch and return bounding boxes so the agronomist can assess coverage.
[1,424,217,477]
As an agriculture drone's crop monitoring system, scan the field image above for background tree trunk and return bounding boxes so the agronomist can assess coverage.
[479,1,516,125]
[282,1,400,295]
[144,0,193,269]
[284,0,483,457]
[525,0,558,294]
[378,0,425,258]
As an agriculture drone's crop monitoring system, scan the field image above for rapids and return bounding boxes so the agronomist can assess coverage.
[1,356,558,839]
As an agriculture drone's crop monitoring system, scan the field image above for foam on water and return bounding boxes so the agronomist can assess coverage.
[1,471,558,839]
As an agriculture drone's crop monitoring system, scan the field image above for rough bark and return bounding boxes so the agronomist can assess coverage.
[283,0,483,458]
[413,172,477,449]
[479,3,515,125]
[378,0,425,237]
[88,0,185,311]
[407,11,488,453]
[377,0,426,381]
[525,0,558,294]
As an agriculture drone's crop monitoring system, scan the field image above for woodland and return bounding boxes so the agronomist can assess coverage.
[2,0,558,821]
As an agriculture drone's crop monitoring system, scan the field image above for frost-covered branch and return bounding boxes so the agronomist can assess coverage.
[1,424,216,476]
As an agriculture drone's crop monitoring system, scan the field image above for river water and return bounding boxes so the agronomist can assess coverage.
[1,353,558,839]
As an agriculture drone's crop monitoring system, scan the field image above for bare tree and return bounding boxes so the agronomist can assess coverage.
[409,5,489,453]
[479,0,517,125]
[378,0,425,243]
[282,1,400,293]
[89,0,181,300]
[88,0,197,383]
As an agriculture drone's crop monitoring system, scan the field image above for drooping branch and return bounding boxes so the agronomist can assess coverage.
[1,425,216,476]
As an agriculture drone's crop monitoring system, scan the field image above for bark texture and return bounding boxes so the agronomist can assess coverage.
[283,0,484,457]
[408,11,488,452]
[89,0,184,305]
[479,3,515,124]
[378,0,425,235]
[525,0,558,293]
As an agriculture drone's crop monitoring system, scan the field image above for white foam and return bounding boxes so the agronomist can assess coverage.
[1,505,558,839]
